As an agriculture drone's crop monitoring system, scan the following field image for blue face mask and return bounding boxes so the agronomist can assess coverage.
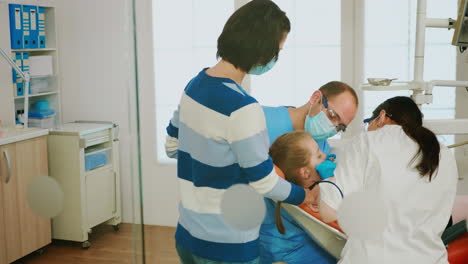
[305,111,337,141]
[249,59,277,75]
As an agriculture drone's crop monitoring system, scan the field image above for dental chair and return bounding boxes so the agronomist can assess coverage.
[274,165,347,259]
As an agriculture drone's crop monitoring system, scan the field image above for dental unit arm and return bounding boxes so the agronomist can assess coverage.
[361,0,468,154]
[361,0,468,107]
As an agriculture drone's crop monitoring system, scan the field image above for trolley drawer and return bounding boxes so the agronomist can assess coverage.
[81,130,110,148]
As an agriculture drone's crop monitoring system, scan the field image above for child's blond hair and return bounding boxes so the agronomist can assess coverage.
[269,130,313,234]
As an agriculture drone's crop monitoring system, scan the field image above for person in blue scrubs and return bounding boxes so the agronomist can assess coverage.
[260,81,358,264]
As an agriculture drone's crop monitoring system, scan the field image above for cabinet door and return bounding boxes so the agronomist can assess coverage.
[15,136,51,256]
[0,147,8,264]
[0,143,22,263]
[85,166,115,228]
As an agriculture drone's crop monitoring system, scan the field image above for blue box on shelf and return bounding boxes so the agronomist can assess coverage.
[29,109,54,119]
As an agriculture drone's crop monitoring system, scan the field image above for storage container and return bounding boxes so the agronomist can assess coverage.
[30,76,53,94]
[30,56,53,77]
[84,147,111,171]
[28,114,55,129]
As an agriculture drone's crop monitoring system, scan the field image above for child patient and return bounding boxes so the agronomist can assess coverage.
[269,130,327,234]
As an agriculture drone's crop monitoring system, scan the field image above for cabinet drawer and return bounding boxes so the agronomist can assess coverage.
[85,147,111,171]
[85,167,115,228]
[81,129,110,148]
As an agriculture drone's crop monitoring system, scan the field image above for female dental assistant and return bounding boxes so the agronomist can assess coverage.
[260,82,358,264]
[319,96,458,264]
[164,1,318,263]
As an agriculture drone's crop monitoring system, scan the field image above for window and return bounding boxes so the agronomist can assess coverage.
[154,0,342,162]
[250,0,341,107]
[153,0,234,162]
[364,0,457,144]
[153,0,459,162]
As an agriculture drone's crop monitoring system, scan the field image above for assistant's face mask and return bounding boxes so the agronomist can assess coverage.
[305,105,338,141]
[249,58,277,75]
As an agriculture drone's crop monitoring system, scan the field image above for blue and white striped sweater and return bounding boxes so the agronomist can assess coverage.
[166,69,305,262]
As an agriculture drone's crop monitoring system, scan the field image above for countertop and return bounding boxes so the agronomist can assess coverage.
[0,127,49,146]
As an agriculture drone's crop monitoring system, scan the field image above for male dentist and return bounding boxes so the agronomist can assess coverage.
[260,81,358,264]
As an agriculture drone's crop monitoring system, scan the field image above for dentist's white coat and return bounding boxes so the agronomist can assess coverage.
[321,125,458,264]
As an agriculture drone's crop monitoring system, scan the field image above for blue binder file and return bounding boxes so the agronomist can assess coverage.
[9,4,23,49]
[22,5,31,49]
[22,52,30,94]
[12,52,24,96]
[38,7,46,48]
[26,6,39,48]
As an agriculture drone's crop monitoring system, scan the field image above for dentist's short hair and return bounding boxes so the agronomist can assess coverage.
[319,81,359,106]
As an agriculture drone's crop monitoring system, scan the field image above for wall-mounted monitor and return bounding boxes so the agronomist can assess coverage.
[452,0,468,47]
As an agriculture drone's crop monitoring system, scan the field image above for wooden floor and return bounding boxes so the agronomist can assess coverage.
[14,224,179,264]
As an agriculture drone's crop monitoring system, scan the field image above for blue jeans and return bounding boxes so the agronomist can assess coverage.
[176,243,260,264]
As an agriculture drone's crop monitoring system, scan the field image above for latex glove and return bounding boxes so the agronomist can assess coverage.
[327,153,336,162]
[304,186,320,212]
[165,135,179,159]
[316,154,337,180]
[310,184,320,212]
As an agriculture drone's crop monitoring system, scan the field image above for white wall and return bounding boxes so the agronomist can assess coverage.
[456,51,468,195]
[55,0,139,223]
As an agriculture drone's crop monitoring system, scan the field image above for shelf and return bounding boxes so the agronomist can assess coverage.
[360,81,421,91]
[14,91,59,99]
[11,48,57,52]
[1,0,61,127]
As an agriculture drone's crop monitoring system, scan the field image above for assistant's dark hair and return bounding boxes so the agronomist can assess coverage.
[319,81,359,106]
[217,0,290,72]
[372,96,440,180]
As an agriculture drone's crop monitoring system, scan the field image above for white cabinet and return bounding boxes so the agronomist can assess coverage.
[47,122,121,248]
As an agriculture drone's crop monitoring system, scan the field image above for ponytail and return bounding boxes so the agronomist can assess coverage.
[371,96,441,180]
[403,125,440,180]
[275,201,286,234]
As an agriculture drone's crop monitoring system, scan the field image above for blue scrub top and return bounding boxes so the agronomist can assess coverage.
[261,106,336,264]
[263,106,330,153]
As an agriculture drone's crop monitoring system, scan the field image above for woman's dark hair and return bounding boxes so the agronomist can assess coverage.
[269,131,312,234]
[372,96,440,180]
[216,0,290,72]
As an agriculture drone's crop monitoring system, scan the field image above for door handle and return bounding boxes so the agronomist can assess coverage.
[3,150,11,184]
[113,171,117,214]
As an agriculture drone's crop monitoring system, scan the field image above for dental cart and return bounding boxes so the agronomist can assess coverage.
[47,121,122,249]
